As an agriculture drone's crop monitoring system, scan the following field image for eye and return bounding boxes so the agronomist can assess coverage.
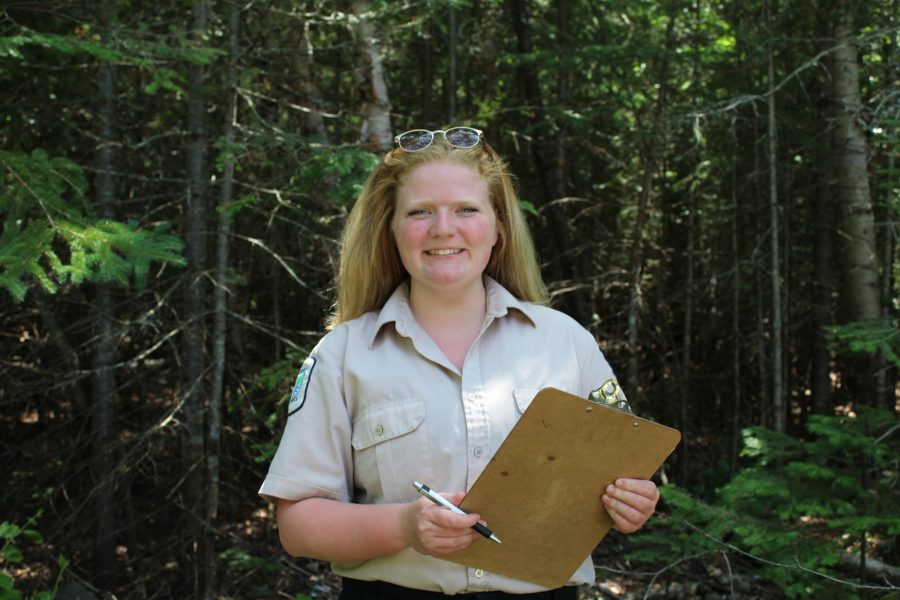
[408,208,429,217]
[459,206,480,214]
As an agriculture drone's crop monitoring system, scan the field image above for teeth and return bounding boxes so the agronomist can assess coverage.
[428,249,461,255]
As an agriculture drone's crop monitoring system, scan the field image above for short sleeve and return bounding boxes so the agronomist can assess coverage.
[574,327,630,411]
[258,326,353,504]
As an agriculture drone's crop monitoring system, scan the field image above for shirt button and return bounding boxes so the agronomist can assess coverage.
[466,392,476,401]
[374,424,384,435]
[474,569,484,578]
[473,447,483,458]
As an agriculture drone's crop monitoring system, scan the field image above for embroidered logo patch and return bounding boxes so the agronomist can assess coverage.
[288,356,316,416]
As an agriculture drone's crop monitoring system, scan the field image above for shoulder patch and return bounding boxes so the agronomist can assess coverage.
[589,378,632,413]
[287,356,317,416]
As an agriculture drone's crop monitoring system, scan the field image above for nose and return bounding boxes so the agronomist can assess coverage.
[430,209,455,236]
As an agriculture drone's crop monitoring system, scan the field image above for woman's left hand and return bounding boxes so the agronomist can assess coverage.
[601,478,659,533]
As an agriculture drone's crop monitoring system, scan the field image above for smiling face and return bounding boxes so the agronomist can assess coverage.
[391,160,499,299]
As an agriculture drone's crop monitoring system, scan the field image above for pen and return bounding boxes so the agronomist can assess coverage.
[414,481,502,544]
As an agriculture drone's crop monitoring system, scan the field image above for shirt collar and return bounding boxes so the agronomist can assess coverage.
[366,276,538,348]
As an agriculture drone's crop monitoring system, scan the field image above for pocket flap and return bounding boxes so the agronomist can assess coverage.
[351,398,425,450]
[513,388,540,413]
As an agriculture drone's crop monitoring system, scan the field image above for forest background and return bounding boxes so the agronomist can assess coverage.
[0,0,898,599]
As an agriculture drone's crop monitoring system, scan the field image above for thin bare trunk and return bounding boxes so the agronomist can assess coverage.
[184,0,209,594]
[448,6,457,122]
[92,0,118,587]
[554,0,572,216]
[626,1,678,406]
[350,0,392,150]
[766,0,785,433]
[204,4,240,598]
[507,0,590,320]
[730,119,742,473]
[812,21,836,415]
[877,0,898,403]
[288,16,329,142]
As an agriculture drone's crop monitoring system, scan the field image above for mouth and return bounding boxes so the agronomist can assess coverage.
[426,249,462,256]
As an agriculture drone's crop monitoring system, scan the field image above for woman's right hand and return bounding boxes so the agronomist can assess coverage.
[403,491,481,555]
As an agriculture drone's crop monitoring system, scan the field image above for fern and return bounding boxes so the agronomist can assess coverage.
[632,407,899,599]
[0,149,185,301]
[828,318,900,367]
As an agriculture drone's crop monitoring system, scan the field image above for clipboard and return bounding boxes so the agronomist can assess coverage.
[442,387,681,587]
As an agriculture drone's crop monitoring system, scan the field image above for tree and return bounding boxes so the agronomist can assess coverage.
[350,0,392,150]
[831,0,884,408]
[182,0,211,594]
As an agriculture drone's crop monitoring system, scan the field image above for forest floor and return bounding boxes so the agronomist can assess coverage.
[239,528,786,600]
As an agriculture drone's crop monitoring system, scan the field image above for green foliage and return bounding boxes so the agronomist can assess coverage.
[0,149,185,301]
[0,511,68,600]
[218,548,280,577]
[243,349,311,463]
[827,318,900,367]
[634,408,900,599]
[0,25,222,95]
[293,148,380,207]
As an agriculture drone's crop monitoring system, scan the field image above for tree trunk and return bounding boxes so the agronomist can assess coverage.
[448,5,458,122]
[832,0,883,407]
[765,0,785,433]
[507,0,590,321]
[877,0,898,404]
[204,4,240,598]
[554,0,572,219]
[350,0,393,150]
[730,119,742,473]
[92,0,118,588]
[287,16,329,142]
[184,0,209,594]
[626,0,678,407]
[812,14,836,416]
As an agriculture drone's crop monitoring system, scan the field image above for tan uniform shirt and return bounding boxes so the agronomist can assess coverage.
[260,277,628,594]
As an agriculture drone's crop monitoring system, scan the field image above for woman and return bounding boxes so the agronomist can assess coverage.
[260,127,659,599]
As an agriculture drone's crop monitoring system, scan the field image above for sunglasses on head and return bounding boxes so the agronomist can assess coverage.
[394,127,483,152]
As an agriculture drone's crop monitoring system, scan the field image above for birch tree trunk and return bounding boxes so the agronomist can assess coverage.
[832,0,883,406]
[350,0,392,150]
[766,0,785,433]
[92,1,118,586]
[183,0,209,594]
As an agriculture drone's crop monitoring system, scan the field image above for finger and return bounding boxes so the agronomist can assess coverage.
[426,531,480,555]
[602,491,646,526]
[614,478,660,501]
[608,480,659,512]
[604,502,642,534]
[604,484,655,516]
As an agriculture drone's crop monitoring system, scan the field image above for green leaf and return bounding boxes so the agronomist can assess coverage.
[0,524,19,540]
[20,530,43,544]
[2,546,22,563]
[0,573,13,591]
[519,200,539,217]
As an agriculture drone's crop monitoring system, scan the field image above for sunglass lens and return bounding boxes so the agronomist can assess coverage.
[398,130,433,151]
[445,127,481,148]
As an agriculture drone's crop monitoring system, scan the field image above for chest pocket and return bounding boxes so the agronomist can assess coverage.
[351,398,431,503]
[513,388,540,414]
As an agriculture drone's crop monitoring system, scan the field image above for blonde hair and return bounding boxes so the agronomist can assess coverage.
[329,138,547,327]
